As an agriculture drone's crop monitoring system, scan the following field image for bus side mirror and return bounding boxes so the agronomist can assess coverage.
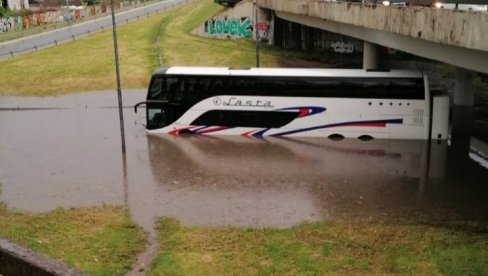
[134,102,146,113]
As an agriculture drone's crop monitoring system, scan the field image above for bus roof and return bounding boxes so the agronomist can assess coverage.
[153,67,424,78]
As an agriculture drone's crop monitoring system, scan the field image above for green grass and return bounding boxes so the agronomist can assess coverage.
[150,217,488,275]
[0,2,184,95]
[0,203,146,275]
[0,6,164,96]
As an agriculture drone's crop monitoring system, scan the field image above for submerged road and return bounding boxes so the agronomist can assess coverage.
[0,0,191,59]
[1,90,488,231]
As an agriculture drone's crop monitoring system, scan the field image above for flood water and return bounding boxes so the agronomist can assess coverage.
[1,90,488,233]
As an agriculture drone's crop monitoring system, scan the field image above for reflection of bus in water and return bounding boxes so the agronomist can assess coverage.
[135,67,449,140]
[145,136,448,227]
[148,136,446,182]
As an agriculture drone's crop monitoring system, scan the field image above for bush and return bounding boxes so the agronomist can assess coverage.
[0,6,14,17]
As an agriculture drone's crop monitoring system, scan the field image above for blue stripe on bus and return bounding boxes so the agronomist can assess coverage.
[192,126,209,133]
[252,128,270,137]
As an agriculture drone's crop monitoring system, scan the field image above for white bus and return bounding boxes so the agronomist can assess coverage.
[134,67,449,140]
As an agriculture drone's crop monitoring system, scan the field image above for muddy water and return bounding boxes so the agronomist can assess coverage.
[1,90,488,234]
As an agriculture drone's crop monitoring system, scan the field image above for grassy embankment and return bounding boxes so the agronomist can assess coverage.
[0,0,324,96]
[0,204,146,275]
[0,9,161,96]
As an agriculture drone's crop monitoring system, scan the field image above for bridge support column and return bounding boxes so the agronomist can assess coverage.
[450,106,473,162]
[451,68,474,152]
[363,41,380,70]
[453,67,474,106]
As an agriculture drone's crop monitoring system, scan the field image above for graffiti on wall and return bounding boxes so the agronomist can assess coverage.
[0,4,117,33]
[0,11,66,32]
[331,41,354,54]
[0,17,24,32]
[205,17,252,38]
[256,21,269,42]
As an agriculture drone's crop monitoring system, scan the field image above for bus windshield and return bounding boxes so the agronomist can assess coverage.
[148,77,164,100]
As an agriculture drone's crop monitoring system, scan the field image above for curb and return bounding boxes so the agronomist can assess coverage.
[0,238,86,276]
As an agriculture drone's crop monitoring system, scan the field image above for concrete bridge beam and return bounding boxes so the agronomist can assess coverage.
[261,1,488,75]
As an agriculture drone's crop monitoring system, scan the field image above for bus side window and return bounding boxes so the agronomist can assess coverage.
[263,77,289,96]
[194,77,213,101]
[390,78,424,100]
[186,78,196,93]
[213,79,224,92]
[166,77,180,100]
[174,78,185,101]
[199,77,212,92]
[361,79,389,99]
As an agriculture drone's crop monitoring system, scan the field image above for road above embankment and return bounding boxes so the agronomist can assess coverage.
[0,0,192,59]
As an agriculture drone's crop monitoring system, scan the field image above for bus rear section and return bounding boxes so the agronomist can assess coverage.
[430,90,450,140]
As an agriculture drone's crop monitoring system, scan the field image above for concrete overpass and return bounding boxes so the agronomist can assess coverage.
[256,0,488,106]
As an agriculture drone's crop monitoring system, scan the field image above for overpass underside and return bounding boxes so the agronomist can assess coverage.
[258,0,488,75]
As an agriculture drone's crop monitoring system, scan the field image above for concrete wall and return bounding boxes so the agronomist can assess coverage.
[192,0,272,42]
[192,1,254,39]
[0,238,85,276]
[7,0,29,10]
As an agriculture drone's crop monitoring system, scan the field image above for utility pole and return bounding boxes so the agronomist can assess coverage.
[254,0,260,67]
[111,0,126,155]
[65,0,70,25]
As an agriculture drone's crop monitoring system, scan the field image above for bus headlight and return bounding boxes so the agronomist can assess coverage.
[434,2,443,8]
[382,0,391,6]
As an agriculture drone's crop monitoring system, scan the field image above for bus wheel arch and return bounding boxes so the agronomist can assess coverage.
[328,133,345,141]
[358,135,374,141]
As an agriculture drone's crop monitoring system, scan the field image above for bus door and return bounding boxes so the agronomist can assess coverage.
[134,76,169,130]
[148,77,168,130]
[145,76,184,130]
